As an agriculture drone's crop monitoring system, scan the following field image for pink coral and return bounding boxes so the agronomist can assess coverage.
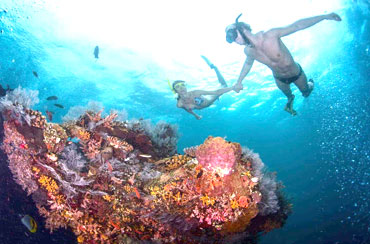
[195,137,242,176]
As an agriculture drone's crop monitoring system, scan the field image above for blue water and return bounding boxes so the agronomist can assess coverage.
[0,0,369,243]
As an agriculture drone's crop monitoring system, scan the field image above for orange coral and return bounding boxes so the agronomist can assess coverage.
[77,129,91,141]
[38,175,59,194]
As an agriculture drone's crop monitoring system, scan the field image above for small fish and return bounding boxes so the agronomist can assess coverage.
[110,176,123,184]
[21,215,37,233]
[32,71,38,78]
[46,110,53,121]
[54,104,64,109]
[138,154,152,158]
[46,96,58,101]
[133,187,141,199]
[94,46,99,59]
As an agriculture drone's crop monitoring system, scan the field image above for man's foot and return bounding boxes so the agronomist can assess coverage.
[201,55,215,69]
[303,79,314,97]
[284,95,297,116]
[308,78,314,90]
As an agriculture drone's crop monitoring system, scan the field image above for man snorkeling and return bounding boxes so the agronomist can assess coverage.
[171,56,234,120]
[225,12,342,115]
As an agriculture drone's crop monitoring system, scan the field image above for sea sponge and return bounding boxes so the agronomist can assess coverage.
[195,137,242,176]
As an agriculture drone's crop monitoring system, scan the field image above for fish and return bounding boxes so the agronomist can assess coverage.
[110,176,123,184]
[133,187,141,199]
[46,96,58,101]
[21,215,37,233]
[32,71,38,78]
[94,46,99,59]
[46,110,53,121]
[54,104,64,109]
[138,154,152,158]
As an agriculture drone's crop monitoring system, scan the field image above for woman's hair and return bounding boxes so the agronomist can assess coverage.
[172,80,185,92]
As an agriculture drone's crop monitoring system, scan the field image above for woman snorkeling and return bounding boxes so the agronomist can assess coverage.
[171,56,234,120]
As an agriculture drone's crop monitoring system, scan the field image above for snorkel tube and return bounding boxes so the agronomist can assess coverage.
[235,13,251,46]
[167,79,176,94]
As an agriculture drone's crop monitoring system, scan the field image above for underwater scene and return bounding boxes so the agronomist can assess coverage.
[0,0,369,243]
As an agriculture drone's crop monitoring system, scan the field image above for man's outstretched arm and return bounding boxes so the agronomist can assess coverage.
[234,56,254,92]
[268,12,342,37]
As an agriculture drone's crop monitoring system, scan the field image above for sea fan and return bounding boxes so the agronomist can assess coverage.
[258,173,280,215]
[241,147,280,215]
[60,143,87,172]
[1,86,39,108]
[0,86,39,125]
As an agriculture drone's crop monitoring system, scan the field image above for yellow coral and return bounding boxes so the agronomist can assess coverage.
[172,192,182,203]
[55,194,65,205]
[38,175,59,194]
[32,167,40,174]
[77,235,84,243]
[230,199,239,209]
[123,184,132,193]
[150,186,160,196]
[241,171,252,178]
[200,194,215,206]
[103,195,114,202]
[77,129,90,141]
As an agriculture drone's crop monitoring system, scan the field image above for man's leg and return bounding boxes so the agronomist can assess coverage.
[294,71,314,97]
[275,78,297,116]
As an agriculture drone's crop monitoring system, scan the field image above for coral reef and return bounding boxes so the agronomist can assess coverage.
[195,136,242,176]
[0,88,291,244]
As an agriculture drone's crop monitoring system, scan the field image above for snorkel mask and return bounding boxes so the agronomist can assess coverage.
[226,13,251,46]
[168,80,185,94]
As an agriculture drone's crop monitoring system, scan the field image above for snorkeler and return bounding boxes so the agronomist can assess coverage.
[171,56,233,120]
[225,12,341,115]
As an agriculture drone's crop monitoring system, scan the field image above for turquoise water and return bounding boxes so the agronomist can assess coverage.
[0,0,369,243]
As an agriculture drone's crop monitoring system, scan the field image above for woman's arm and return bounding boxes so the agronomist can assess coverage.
[177,101,202,120]
[184,108,202,120]
[193,86,233,96]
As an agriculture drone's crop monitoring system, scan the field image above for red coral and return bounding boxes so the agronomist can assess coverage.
[195,137,241,176]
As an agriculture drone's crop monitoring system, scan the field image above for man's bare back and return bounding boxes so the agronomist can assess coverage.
[226,12,341,115]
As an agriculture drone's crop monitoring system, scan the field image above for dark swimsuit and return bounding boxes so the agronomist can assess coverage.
[274,63,303,84]
[194,97,204,106]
